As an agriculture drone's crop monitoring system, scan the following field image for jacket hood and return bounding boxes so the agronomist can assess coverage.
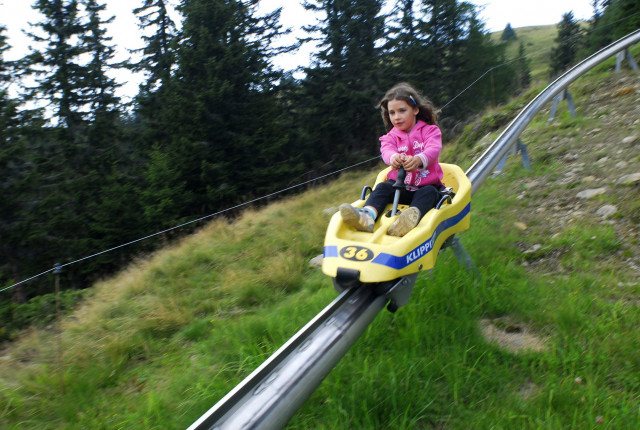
[388,119,428,138]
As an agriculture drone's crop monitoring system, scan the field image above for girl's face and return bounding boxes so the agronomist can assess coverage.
[387,99,419,132]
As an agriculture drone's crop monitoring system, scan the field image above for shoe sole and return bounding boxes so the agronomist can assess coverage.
[339,204,373,232]
[388,207,420,237]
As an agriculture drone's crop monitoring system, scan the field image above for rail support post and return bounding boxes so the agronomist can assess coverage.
[383,274,418,313]
[441,236,475,274]
[548,88,576,121]
[493,139,531,175]
[616,49,639,72]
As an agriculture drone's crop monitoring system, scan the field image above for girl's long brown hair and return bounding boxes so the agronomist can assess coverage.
[377,82,439,132]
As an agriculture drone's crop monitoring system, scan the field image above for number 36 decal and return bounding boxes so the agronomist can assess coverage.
[340,246,374,261]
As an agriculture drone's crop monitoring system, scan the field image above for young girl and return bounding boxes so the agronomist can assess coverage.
[340,82,444,237]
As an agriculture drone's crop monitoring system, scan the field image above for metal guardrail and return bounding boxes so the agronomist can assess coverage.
[188,30,640,430]
[466,28,640,194]
[187,281,397,430]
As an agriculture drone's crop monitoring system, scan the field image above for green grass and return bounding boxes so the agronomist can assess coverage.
[492,24,559,83]
[2,49,640,429]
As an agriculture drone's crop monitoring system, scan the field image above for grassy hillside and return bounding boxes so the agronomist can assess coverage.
[491,24,559,83]
[1,54,640,428]
[491,21,592,85]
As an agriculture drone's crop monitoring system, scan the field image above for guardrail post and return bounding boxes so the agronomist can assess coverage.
[548,88,576,121]
[519,140,531,170]
[441,236,475,273]
[616,49,639,72]
[493,139,531,175]
[53,263,65,394]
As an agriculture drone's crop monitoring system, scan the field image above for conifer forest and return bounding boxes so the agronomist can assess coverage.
[0,0,636,335]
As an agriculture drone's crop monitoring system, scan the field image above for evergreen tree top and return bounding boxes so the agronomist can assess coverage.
[501,23,517,41]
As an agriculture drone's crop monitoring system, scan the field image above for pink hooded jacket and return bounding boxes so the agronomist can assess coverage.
[379,120,444,188]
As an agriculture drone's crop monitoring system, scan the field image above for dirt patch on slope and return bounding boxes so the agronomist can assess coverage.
[479,317,548,354]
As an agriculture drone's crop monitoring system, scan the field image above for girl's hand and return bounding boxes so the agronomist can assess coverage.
[403,155,423,172]
[390,153,404,169]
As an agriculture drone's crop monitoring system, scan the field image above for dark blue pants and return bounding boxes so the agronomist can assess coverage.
[365,180,441,220]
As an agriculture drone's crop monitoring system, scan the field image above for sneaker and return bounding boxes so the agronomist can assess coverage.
[388,207,421,237]
[339,203,375,232]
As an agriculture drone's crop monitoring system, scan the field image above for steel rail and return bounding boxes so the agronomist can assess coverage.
[188,30,640,430]
[187,282,392,430]
[466,29,640,194]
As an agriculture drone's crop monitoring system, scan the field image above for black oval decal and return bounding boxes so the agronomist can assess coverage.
[339,246,374,262]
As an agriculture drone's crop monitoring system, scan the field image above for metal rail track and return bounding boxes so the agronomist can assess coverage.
[466,29,640,194]
[188,30,640,430]
[187,281,397,429]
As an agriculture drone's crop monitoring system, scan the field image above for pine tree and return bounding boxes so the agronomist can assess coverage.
[608,0,640,39]
[22,0,122,131]
[515,41,532,91]
[1,24,64,300]
[501,23,517,41]
[587,0,611,50]
[392,0,417,50]
[141,144,193,229]
[0,26,16,122]
[130,0,179,153]
[587,0,640,50]
[77,0,123,181]
[299,0,388,168]
[549,12,585,77]
[131,0,177,93]
[79,0,151,279]
[81,0,121,127]
[418,0,479,100]
[391,0,512,123]
[0,25,28,301]
[15,0,137,294]
[142,0,295,220]
[21,0,88,128]
[592,0,606,23]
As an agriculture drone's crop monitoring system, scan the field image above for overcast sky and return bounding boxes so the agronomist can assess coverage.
[0,0,595,100]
